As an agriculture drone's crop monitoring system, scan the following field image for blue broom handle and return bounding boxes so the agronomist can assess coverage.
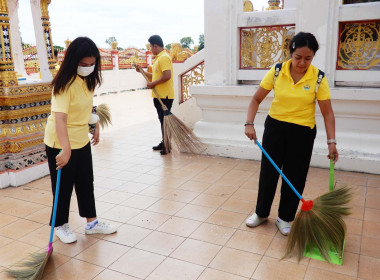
[256,140,303,200]
[49,168,61,244]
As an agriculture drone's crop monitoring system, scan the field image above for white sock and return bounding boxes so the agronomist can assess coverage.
[86,219,98,230]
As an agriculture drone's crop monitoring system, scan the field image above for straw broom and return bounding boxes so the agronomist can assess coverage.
[7,169,62,280]
[136,66,205,154]
[255,140,352,263]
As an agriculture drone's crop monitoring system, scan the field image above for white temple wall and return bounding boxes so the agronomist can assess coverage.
[192,0,380,174]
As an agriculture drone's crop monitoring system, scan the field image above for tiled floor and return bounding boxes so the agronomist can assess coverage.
[1,90,380,279]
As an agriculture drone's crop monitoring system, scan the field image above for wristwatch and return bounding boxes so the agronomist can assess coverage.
[327,139,337,144]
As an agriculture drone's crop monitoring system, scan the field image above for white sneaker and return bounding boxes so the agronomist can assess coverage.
[56,223,77,244]
[276,218,291,236]
[85,220,117,235]
[246,213,268,228]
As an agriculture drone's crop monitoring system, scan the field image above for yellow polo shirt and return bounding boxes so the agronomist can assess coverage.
[152,50,174,99]
[260,59,330,128]
[44,76,93,149]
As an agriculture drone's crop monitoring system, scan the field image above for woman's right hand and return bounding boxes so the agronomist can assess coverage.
[56,149,71,170]
[245,125,257,142]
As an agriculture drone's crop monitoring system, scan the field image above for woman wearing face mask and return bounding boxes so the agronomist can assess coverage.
[44,37,117,244]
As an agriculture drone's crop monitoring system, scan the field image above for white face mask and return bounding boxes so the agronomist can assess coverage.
[77,65,95,77]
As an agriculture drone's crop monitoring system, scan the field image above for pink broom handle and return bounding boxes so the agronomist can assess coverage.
[256,140,313,211]
[48,168,61,253]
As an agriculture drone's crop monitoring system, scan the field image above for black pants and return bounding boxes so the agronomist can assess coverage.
[153,97,174,141]
[255,115,316,222]
[46,142,96,227]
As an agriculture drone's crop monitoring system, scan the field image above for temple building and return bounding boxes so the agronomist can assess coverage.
[1,0,379,189]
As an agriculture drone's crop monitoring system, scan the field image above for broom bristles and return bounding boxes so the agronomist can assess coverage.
[163,114,206,154]
[7,250,51,280]
[96,103,112,129]
[283,186,352,263]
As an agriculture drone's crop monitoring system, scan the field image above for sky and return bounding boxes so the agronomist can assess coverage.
[18,0,270,49]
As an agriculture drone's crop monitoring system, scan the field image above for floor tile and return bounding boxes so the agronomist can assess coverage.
[136,231,185,256]
[308,251,359,277]
[206,209,247,228]
[190,223,235,245]
[227,230,273,255]
[304,266,357,280]
[198,268,249,280]
[209,247,261,278]
[75,239,130,267]
[121,194,160,209]
[358,255,380,280]
[100,205,142,223]
[170,238,221,266]
[146,257,204,280]
[190,193,228,208]
[157,216,201,237]
[175,204,215,222]
[93,269,140,280]
[252,256,307,280]
[127,211,170,230]
[43,258,103,280]
[0,219,43,240]
[109,248,165,279]
[362,221,380,238]
[147,199,186,215]
[103,224,152,246]
[0,240,40,268]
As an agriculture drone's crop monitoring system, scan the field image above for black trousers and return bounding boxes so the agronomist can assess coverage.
[255,115,316,222]
[46,142,96,227]
[153,97,174,141]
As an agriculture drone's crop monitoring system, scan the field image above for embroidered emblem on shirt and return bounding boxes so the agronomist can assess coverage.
[304,84,310,90]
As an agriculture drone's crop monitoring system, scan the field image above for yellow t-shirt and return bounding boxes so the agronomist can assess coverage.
[260,59,330,128]
[152,50,174,99]
[44,76,93,149]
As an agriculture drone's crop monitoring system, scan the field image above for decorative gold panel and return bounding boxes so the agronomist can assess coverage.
[180,61,204,103]
[240,25,295,69]
[0,83,52,171]
[337,21,380,70]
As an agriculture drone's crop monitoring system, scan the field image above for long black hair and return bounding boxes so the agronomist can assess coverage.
[289,32,319,55]
[52,37,102,94]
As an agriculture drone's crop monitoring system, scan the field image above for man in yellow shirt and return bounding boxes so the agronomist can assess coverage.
[136,35,174,155]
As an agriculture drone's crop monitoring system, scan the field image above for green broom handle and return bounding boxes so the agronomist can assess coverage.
[48,168,61,250]
[256,140,303,201]
[329,158,335,191]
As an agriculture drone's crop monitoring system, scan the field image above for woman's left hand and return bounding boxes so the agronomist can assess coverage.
[91,122,100,145]
[327,143,338,163]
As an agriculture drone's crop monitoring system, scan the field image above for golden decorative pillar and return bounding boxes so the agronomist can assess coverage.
[111,41,118,50]
[266,0,282,10]
[0,1,18,87]
[64,38,71,49]
[40,0,57,76]
[244,0,254,12]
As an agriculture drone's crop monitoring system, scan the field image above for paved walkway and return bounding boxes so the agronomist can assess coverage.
[0,90,379,280]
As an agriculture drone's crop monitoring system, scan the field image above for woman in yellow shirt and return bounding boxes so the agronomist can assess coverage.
[244,32,338,235]
[44,37,117,244]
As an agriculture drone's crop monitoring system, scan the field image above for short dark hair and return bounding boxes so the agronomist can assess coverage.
[148,35,164,48]
[52,37,102,94]
[289,32,319,55]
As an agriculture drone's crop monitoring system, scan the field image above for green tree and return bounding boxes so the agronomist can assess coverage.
[198,34,204,51]
[105,36,117,47]
[165,43,172,50]
[180,37,194,49]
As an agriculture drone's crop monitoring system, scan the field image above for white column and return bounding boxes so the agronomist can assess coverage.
[204,0,241,85]
[8,0,27,77]
[30,0,52,82]
[296,0,340,84]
